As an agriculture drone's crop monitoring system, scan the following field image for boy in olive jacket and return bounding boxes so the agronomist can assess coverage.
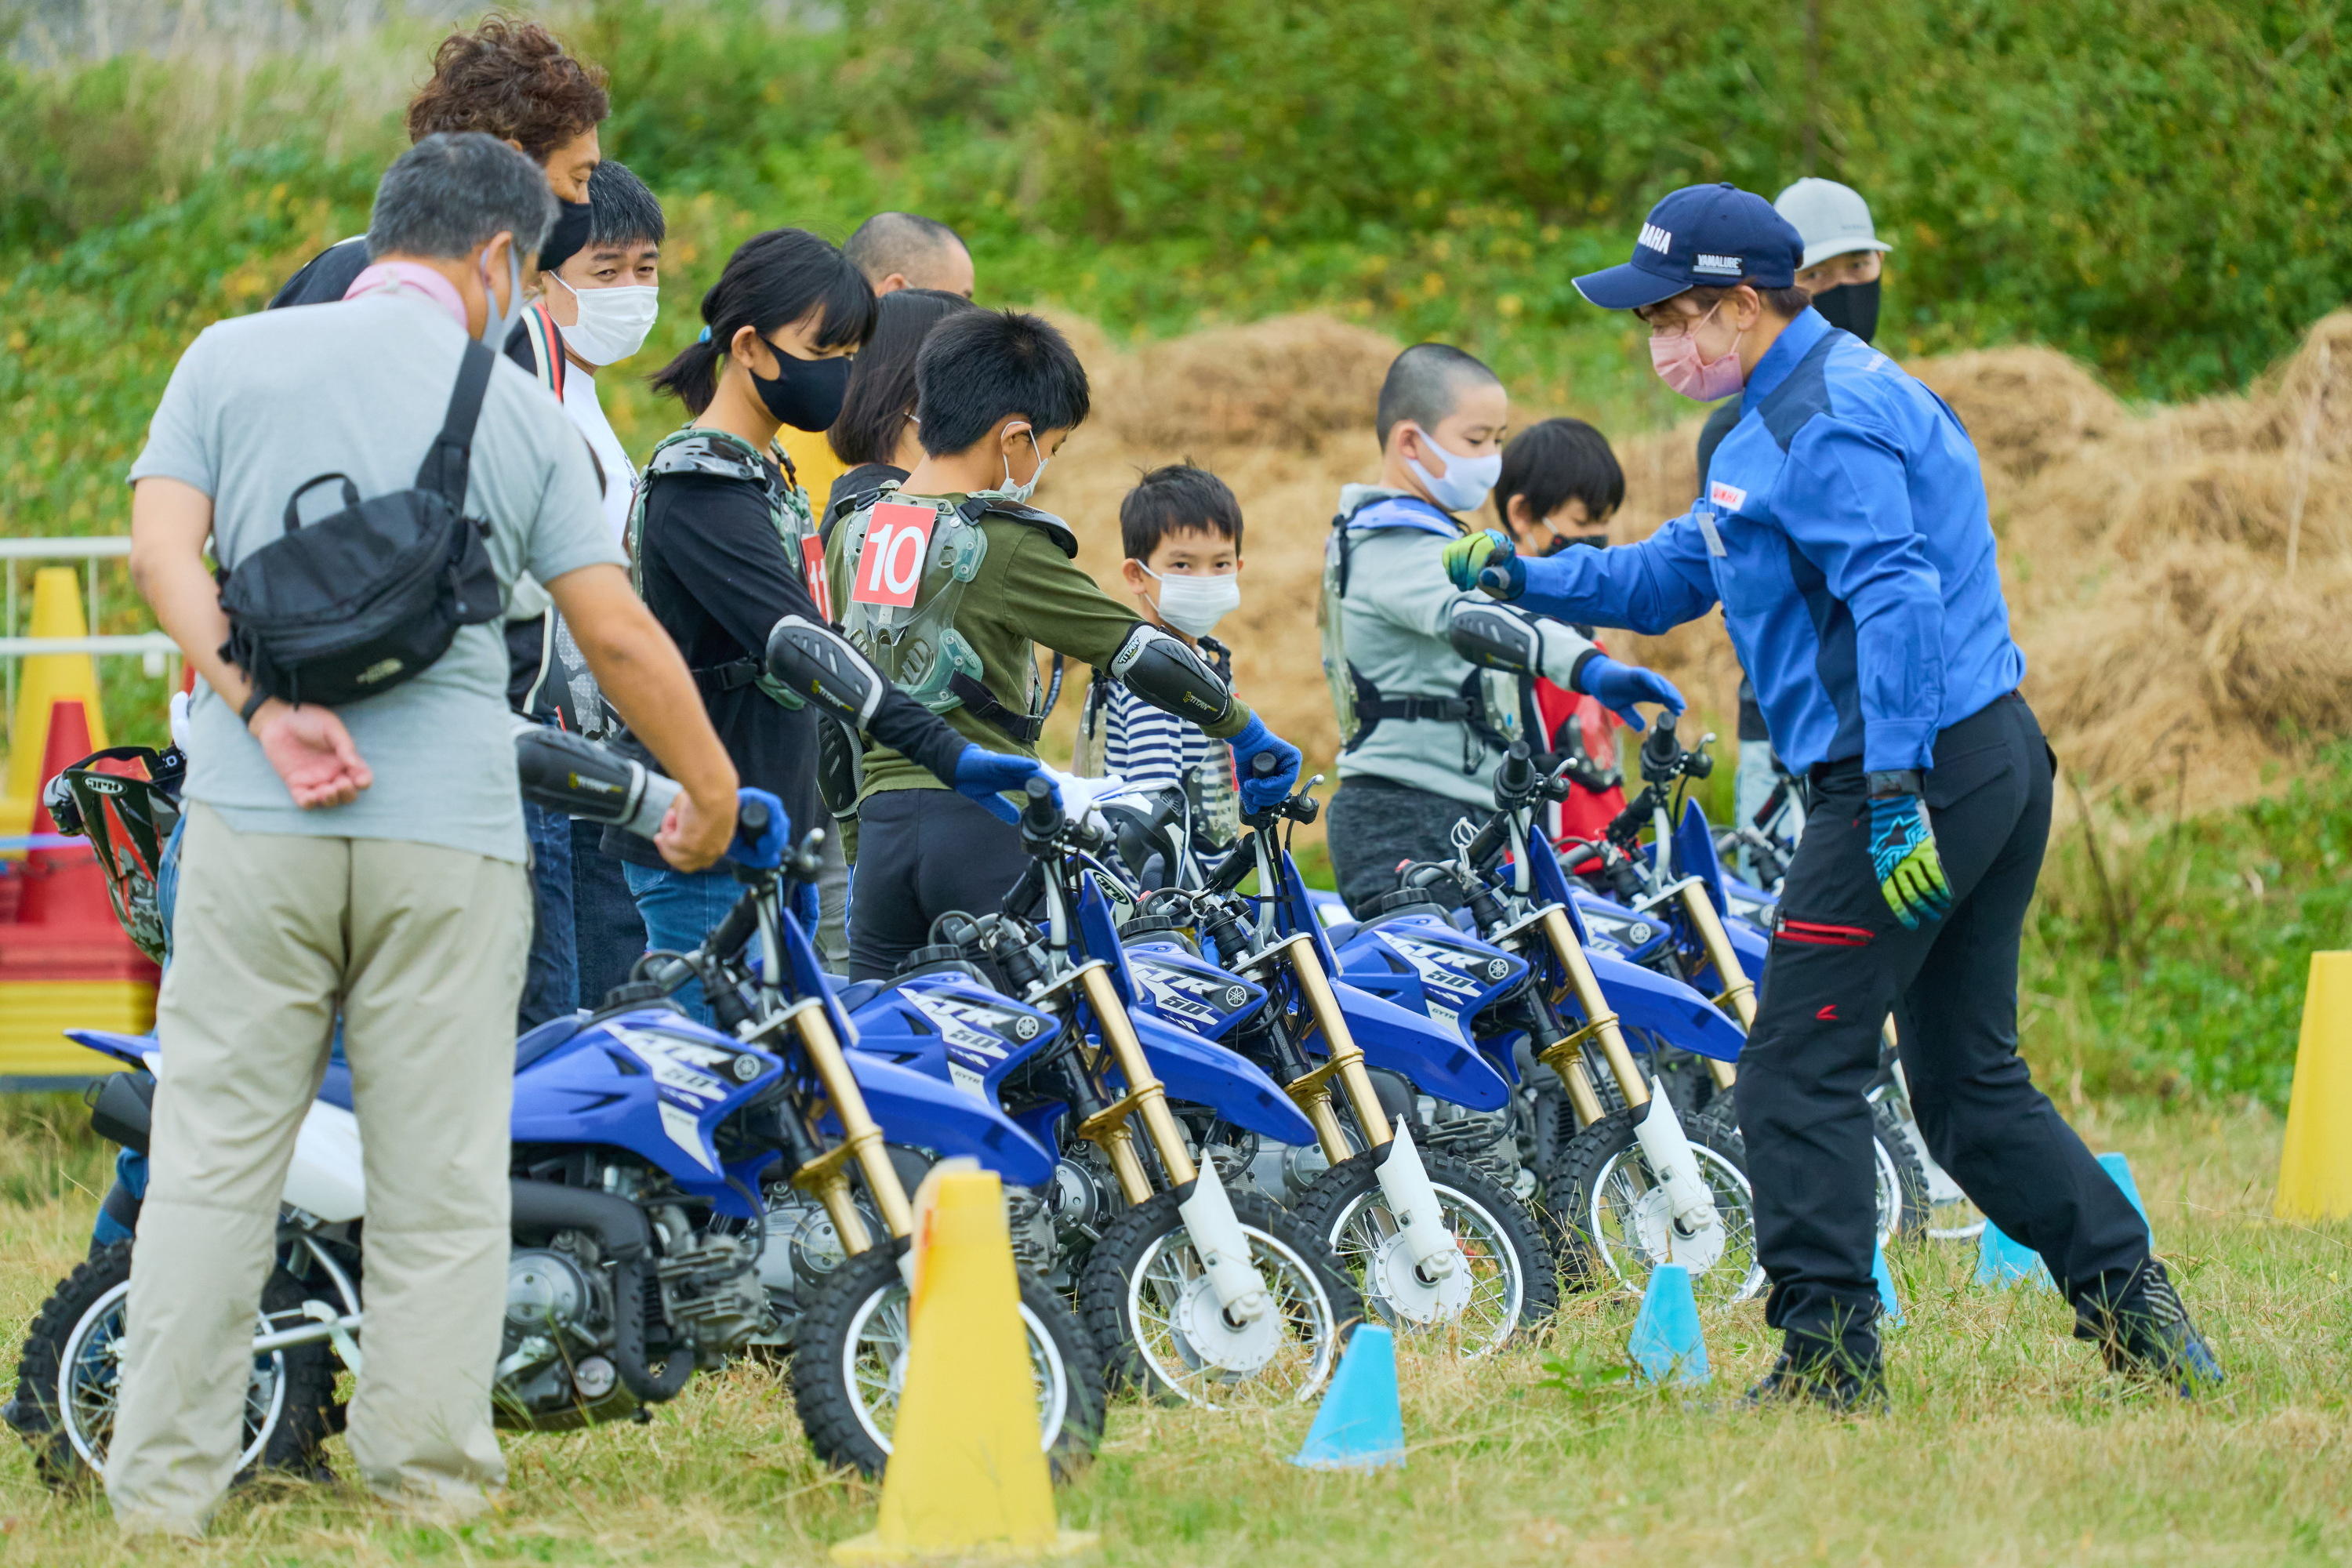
[823,310,1301,978]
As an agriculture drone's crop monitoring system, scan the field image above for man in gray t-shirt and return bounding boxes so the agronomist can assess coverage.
[104,135,739,1538]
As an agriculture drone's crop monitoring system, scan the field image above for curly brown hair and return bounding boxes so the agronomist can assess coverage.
[404,16,609,164]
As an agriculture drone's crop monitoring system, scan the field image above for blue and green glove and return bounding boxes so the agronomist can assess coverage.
[1867,790,1953,929]
[953,744,1054,824]
[1441,528,1524,599]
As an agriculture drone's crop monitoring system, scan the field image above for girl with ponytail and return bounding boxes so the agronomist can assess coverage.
[616,228,1038,1014]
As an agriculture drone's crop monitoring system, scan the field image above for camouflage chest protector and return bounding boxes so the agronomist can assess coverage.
[627,426,815,710]
[835,484,1065,745]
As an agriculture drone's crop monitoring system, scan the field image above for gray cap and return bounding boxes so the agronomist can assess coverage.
[1773,177,1893,272]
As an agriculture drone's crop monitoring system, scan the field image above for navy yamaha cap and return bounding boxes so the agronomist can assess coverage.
[1573,183,1806,310]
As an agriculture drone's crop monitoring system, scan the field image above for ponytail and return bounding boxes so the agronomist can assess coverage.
[648,228,877,416]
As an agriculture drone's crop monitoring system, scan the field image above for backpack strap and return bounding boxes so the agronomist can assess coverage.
[414,339,498,514]
[520,302,567,401]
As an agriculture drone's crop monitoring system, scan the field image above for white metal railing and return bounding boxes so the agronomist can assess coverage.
[2,538,180,748]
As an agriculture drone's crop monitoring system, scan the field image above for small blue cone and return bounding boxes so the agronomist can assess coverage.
[1628,1264,1710,1385]
[1291,1324,1405,1471]
[2096,1151,2152,1238]
[1873,1243,1905,1328]
[1973,1218,2054,1290]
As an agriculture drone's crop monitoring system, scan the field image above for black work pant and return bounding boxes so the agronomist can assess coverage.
[1734,694,2150,1361]
[848,788,1032,981]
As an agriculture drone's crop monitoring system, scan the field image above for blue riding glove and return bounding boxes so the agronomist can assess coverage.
[1576,653,1686,731]
[1440,528,1524,599]
[792,877,822,931]
[728,787,789,871]
[1867,793,1954,929]
[953,743,1052,824]
[1227,715,1302,814]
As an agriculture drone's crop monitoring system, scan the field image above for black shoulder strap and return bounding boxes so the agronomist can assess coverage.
[966,498,1080,558]
[415,339,499,513]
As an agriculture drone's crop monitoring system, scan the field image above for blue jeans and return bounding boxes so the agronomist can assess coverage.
[572,817,648,1009]
[520,800,577,1033]
[623,861,740,1026]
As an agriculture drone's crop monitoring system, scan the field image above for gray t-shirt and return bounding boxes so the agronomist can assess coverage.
[129,290,623,862]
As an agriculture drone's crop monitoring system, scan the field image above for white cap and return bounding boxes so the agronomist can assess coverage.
[1773,178,1893,272]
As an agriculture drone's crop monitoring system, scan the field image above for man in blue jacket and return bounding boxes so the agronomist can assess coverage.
[1445,184,2219,1406]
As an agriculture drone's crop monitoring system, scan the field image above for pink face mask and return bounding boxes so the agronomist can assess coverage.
[1649,303,1747,401]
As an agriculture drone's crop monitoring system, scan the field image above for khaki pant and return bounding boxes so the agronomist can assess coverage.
[106,804,530,1534]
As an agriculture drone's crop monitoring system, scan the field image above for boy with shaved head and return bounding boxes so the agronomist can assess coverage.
[1319,343,1683,912]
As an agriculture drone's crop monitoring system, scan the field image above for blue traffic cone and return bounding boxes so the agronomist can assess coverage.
[1291,1324,1405,1471]
[1628,1264,1709,1385]
[2096,1152,2152,1239]
[1873,1243,1905,1328]
[1974,1218,2053,1290]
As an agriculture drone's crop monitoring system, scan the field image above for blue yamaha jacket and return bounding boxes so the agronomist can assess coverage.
[1515,307,2024,774]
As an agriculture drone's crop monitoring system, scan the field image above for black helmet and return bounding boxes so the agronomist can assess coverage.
[46,746,186,964]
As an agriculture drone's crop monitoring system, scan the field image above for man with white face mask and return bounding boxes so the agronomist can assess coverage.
[539,159,663,1007]
[1320,343,1682,913]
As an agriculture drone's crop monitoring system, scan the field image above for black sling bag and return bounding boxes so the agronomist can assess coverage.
[218,338,505,707]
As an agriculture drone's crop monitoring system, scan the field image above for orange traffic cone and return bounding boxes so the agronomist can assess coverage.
[0,698,155,1079]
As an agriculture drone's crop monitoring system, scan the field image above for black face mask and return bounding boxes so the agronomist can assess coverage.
[1534,532,1610,557]
[538,198,593,276]
[1812,278,1881,344]
[752,345,855,432]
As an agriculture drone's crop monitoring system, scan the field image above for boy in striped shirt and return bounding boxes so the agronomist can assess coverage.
[1083,464,1247,844]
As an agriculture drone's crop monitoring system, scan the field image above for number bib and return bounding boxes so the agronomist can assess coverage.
[849,501,940,610]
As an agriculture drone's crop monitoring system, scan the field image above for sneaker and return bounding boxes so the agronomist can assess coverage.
[2085,1258,2223,1396]
[1744,1352,1889,1414]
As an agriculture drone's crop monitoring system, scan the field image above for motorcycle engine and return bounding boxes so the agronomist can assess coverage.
[758,1189,873,1319]
[496,1241,622,1424]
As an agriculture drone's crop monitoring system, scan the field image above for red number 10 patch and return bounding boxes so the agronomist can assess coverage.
[849,502,938,610]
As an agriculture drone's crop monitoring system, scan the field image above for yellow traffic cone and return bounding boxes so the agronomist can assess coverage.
[2,567,111,845]
[2277,951,2352,1221]
[832,1166,1094,1564]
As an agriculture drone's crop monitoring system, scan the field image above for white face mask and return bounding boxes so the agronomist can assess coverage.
[1406,425,1503,514]
[1142,565,1241,637]
[549,273,660,366]
[981,426,1048,505]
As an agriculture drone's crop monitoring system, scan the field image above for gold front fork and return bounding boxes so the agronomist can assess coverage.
[1257,934,1394,1164]
[1677,881,1751,1089]
[1073,964,1197,1205]
[1533,906,1652,1115]
[787,1002,917,1254]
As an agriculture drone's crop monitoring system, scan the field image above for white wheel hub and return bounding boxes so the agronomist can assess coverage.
[1628,1183,1727,1276]
[1169,1272,1283,1374]
[1367,1225,1475,1325]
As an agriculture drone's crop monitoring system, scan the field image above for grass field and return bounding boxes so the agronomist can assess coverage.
[0,1092,2343,1566]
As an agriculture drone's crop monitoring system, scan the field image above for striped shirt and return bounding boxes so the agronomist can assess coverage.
[1101,682,1240,847]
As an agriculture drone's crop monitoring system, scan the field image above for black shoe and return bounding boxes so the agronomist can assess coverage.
[2082,1258,2223,1397]
[1744,1352,1888,1414]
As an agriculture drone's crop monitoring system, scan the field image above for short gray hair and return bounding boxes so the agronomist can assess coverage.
[844,211,967,288]
[1376,343,1502,447]
[366,132,556,263]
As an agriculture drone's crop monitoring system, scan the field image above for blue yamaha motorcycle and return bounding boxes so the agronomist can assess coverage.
[7,737,1102,1486]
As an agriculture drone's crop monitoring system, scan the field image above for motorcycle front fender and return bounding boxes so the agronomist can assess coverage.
[1581,948,1746,1063]
[846,1049,1056,1189]
[1122,1012,1317,1146]
[1323,980,1510,1112]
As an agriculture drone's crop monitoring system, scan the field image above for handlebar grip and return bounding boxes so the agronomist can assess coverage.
[736,795,771,841]
[1464,814,1511,869]
[704,890,762,961]
[1204,840,1256,895]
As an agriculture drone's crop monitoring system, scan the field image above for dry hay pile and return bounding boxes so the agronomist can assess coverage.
[1027,307,2352,812]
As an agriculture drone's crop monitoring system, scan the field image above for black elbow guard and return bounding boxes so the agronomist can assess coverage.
[764,615,884,728]
[1447,601,1544,676]
[1109,623,1233,728]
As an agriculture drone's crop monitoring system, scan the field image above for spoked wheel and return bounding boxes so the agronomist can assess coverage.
[1077,1187,1359,1408]
[5,1241,337,1489]
[1692,1098,1932,1246]
[1292,1146,1557,1356]
[1546,1105,1764,1305]
[789,1243,1105,1479]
